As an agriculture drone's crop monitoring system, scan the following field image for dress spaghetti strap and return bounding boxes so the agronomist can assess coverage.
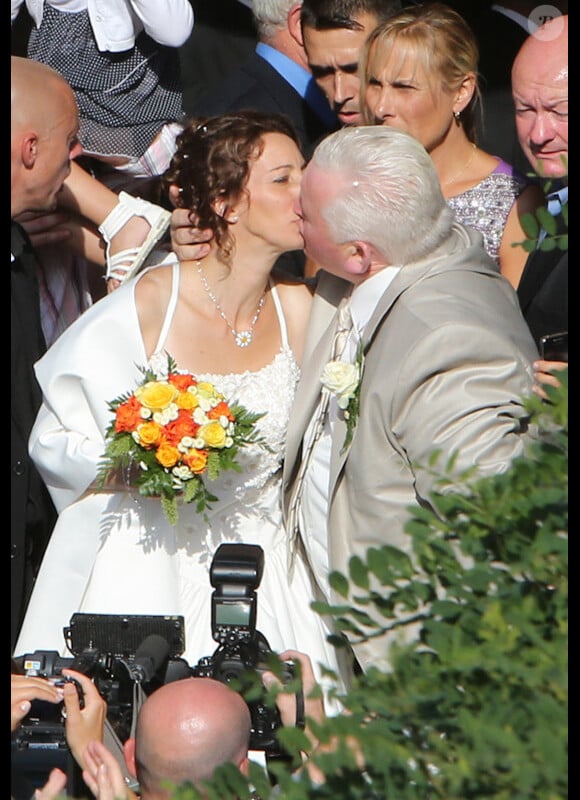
[152,261,181,354]
[270,281,290,349]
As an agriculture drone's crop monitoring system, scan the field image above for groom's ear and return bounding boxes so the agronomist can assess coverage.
[342,240,373,276]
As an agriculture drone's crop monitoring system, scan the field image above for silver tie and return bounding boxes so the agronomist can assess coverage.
[287,296,353,557]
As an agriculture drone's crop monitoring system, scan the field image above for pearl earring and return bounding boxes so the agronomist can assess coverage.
[230,215,239,223]
[453,110,461,125]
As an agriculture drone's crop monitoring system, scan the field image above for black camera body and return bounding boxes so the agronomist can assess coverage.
[13,614,189,749]
[192,543,298,754]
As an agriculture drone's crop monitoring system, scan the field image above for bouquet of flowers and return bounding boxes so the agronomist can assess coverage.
[97,355,266,524]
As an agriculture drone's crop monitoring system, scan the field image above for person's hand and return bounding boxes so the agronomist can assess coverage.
[262,650,326,741]
[169,207,213,262]
[33,767,68,800]
[82,740,137,800]
[532,359,568,399]
[11,674,64,732]
[61,669,107,769]
[14,209,72,249]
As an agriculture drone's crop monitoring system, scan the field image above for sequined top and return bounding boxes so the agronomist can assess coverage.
[447,160,528,264]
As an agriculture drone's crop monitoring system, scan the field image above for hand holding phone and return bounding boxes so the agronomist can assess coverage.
[539,331,568,363]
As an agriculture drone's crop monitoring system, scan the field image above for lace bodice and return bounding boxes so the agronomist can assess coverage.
[148,347,300,506]
[447,170,528,263]
[147,262,300,512]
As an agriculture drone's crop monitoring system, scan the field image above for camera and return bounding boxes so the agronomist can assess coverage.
[14,614,188,745]
[192,543,301,754]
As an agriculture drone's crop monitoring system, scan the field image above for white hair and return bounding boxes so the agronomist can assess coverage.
[311,125,455,265]
[252,0,301,39]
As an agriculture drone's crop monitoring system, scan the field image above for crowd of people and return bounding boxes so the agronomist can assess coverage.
[11,1,567,797]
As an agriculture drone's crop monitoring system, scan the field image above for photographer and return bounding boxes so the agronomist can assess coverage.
[79,651,329,799]
[11,667,107,800]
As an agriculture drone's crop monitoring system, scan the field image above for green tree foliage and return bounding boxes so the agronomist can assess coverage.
[173,373,567,800]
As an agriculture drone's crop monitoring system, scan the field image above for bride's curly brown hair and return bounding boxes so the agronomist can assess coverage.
[163,110,302,265]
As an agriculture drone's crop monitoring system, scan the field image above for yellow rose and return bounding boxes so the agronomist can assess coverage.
[136,421,163,447]
[155,442,180,468]
[176,391,199,411]
[197,382,223,402]
[199,421,227,448]
[135,381,179,411]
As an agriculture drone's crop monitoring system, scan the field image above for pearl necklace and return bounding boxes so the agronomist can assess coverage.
[197,263,266,348]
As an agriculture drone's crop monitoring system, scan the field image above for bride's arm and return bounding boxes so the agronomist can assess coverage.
[28,287,147,512]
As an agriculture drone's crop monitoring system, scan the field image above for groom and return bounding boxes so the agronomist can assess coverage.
[170,125,538,673]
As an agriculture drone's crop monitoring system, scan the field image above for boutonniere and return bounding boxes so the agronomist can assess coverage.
[320,342,365,453]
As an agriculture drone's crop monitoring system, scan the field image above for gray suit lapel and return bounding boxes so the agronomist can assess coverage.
[284,272,350,482]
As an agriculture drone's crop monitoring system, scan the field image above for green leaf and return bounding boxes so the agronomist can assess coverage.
[329,571,350,598]
[161,494,178,525]
[536,205,558,235]
[519,211,540,239]
[349,556,370,589]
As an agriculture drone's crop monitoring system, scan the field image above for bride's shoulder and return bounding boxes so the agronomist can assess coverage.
[134,263,174,309]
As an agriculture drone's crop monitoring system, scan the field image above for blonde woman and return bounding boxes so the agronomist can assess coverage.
[360,2,544,288]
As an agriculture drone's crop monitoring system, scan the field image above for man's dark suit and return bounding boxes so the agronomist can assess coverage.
[190,50,336,158]
[517,248,568,351]
[190,51,338,278]
[179,0,258,115]
[11,221,57,653]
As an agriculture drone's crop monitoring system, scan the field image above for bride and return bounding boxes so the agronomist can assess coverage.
[16,110,351,706]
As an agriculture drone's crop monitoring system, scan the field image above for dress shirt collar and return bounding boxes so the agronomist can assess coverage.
[548,185,568,215]
[255,42,337,127]
[350,266,401,337]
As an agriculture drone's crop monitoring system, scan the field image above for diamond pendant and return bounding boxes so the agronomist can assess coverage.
[235,330,253,347]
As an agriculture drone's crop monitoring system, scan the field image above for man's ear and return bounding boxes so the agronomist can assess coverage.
[288,2,304,47]
[343,240,373,276]
[21,133,38,168]
[123,737,137,778]
[238,755,251,777]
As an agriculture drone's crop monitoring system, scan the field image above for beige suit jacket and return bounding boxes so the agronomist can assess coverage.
[283,224,539,672]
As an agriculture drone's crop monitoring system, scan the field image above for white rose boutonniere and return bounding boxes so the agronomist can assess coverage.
[320,342,364,453]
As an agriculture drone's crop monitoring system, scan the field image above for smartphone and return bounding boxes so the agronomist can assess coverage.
[539,331,568,362]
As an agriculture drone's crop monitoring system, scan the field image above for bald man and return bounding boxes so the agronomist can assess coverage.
[511,16,568,381]
[128,678,252,795]
[79,678,252,799]
[11,56,82,652]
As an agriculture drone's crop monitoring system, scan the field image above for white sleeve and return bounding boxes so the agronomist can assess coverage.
[11,0,25,24]
[28,285,147,513]
[128,0,194,47]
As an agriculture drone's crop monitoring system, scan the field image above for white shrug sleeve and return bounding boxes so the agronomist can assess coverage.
[29,281,149,513]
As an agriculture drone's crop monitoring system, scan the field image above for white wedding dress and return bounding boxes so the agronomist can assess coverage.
[16,262,346,707]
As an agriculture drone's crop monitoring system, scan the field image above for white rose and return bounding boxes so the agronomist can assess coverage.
[321,361,360,409]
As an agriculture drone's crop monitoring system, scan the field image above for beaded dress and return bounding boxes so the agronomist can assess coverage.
[447,159,528,264]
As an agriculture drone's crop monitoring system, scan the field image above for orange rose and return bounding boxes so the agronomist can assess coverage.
[164,409,199,446]
[169,373,197,392]
[115,396,143,433]
[136,421,163,448]
[155,442,180,468]
[183,448,209,474]
[207,401,234,422]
